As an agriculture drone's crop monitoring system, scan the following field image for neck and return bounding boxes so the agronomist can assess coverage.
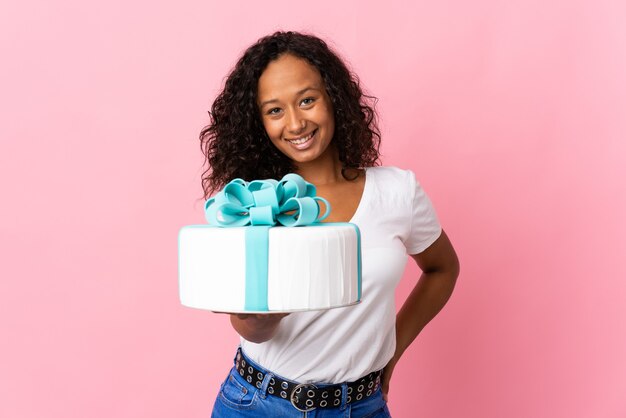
[294,145,344,186]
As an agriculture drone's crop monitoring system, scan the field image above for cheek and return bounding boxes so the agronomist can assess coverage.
[328,115,335,133]
[323,112,335,138]
[262,120,280,141]
[318,103,335,132]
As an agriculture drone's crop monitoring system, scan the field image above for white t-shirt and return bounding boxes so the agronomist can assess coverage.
[241,166,442,383]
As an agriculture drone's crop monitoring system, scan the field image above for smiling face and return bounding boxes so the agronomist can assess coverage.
[257,53,336,166]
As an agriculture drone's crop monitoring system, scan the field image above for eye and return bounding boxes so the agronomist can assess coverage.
[300,97,315,106]
[267,107,281,115]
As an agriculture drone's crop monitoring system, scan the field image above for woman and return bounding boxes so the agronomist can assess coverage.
[200,31,459,417]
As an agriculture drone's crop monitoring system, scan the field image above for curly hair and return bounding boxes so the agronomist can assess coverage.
[199,31,381,199]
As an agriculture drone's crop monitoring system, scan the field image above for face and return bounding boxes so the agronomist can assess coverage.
[257,53,335,165]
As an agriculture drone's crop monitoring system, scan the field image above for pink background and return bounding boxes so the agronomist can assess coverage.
[1,1,625,417]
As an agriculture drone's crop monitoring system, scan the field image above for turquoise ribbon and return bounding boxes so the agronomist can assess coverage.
[204,174,331,310]
[244,226,270,311]
[204,173,330,228]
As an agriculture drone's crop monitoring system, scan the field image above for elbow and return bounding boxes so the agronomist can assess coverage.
[451,253,460,282]
[447,254,460,290]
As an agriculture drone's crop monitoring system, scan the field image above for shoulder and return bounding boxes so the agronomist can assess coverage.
[365,166,417,190]
[366,167,442,253]
[362,166,418,210]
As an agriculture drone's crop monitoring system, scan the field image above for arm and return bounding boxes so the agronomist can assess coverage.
[229,313,290,344]
[382,229,460,400]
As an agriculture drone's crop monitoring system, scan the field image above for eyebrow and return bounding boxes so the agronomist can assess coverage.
[258,87,321,108]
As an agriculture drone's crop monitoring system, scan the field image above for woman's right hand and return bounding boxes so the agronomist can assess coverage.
[228,313,290,343]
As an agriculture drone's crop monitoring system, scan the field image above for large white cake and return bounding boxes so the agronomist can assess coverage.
[178,223,361,313]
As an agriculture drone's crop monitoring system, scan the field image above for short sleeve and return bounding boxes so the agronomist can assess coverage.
[403,170,442,254]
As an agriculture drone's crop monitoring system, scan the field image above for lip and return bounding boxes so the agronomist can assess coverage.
[284,129,317,151]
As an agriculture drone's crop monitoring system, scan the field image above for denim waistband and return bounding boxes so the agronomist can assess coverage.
[234,346,383,412]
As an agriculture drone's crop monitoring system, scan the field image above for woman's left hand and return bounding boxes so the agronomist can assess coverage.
[381,358,398,402]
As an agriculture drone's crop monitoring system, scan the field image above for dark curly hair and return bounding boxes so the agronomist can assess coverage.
[199,31,381,198]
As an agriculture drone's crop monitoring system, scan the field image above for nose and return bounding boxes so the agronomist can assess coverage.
[286,108,305,134]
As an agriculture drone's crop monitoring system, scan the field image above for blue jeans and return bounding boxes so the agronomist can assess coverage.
[211,350,392,417]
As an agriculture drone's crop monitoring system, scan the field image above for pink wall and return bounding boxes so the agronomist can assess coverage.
[1,0,625,417]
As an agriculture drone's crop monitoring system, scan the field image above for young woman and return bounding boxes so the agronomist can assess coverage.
[200,31,459,417]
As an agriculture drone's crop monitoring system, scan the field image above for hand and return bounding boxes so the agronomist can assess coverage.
[211,311,290,320]
[212,311,291,329]
[233,312,290,326]
[219,312,291,343]
[381,358,398,402]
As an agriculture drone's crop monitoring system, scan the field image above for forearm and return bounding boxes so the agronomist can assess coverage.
[394,269,458,358]
[380,231,459,400]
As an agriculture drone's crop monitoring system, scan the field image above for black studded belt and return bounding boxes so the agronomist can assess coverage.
[235,348,383,412]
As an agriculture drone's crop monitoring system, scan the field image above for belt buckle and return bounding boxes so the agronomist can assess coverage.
[290,383,318,412]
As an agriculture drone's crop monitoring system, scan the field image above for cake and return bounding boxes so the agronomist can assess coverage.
[178,174,362,313]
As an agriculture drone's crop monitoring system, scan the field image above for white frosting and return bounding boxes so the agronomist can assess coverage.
[178,224,360,312]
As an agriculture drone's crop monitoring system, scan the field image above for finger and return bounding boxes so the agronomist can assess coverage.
[253,313,290,319]
[381,375,390,399]
[253,314,276,319]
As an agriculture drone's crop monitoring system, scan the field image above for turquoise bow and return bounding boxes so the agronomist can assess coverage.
[204,173,330,227]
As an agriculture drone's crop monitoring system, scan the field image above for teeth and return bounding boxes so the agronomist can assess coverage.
[287,131,314,145]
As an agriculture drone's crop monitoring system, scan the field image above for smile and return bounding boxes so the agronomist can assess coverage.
[285,129,316,146]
